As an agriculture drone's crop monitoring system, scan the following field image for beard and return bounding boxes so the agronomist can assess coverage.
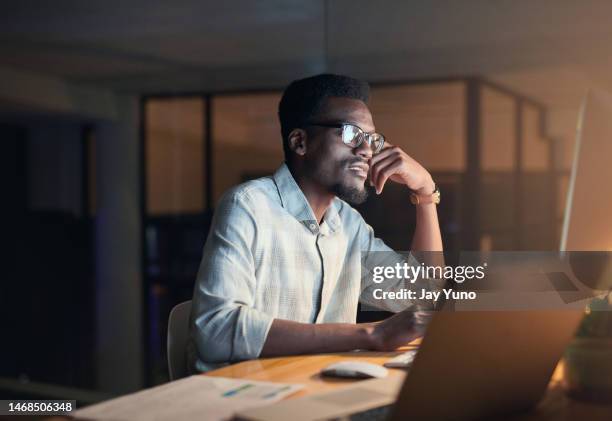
[332,180,371,205]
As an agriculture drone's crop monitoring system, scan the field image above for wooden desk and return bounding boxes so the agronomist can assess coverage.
[206,347,612,420]
[207,347,414,398]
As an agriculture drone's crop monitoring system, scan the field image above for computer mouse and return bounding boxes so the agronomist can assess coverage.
[320,361,389,379]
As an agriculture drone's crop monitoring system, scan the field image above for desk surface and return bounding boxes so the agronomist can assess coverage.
[206,347,414,398]
[206,346,612,420]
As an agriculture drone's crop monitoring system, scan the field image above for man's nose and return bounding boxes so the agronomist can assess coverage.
[355,138,373,159]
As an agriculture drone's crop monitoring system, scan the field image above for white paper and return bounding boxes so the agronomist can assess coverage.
[72,375,303,421]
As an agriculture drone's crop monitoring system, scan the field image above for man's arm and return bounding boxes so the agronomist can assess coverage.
[411,189,443,252]
[369,144,443,256]
[261,310,420,357]
[367,144,445,301]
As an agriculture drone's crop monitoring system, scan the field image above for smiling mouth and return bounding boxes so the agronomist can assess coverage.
[347,165,368,178]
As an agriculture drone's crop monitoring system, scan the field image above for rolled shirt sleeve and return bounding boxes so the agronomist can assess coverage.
[190,189,273,366]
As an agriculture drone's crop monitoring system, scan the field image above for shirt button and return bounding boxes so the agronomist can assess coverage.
[309,223,316,230]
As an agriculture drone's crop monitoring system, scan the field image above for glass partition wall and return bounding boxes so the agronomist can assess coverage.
[141,77,559,384]
[143,97,209,383]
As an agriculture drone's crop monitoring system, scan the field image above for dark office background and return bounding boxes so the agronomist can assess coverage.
[1,0,611,402]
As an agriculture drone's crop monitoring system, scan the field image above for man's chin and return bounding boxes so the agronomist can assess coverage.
[332,182,370,205]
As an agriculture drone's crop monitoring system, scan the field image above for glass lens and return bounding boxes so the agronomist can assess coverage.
[370,133,385,153]
[342,124,362,147]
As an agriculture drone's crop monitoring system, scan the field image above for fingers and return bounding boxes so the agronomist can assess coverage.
[369,144,399,166]
[375,311,419,350]
[369,145,429,195]
[369,146,406,194]
[369,147,398,181]
[370,156,403,194]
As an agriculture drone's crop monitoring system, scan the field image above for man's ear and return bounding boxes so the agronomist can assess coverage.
[288,129,307,157]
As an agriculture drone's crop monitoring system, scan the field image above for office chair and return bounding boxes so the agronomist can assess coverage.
[167,300,192,380]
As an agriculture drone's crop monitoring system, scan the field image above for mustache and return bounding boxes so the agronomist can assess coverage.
[345,159,369,167]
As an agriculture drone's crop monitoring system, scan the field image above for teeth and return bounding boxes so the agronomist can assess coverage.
[348,167,367,176]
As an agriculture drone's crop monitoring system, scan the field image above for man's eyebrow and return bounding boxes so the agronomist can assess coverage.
[345,121,377,133]
[313,118,376,132]
[329,119,370,128]
[344,120,361,126]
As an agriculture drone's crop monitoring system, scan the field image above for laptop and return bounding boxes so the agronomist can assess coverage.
[236,90,611,421]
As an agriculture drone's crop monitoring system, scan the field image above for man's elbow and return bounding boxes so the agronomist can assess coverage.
[192,324,234,364]
[191,309,237,363]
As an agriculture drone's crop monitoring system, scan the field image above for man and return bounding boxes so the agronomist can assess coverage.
[189,74,443,372]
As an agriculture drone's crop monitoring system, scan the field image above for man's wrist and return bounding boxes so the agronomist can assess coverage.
[359,322,380,350]
[415,178,436,196]
[411,179,440,206]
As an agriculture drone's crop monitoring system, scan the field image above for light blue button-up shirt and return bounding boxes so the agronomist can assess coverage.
[189,163,425,372]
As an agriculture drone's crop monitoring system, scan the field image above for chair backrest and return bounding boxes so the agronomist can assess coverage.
[167,300,192,381]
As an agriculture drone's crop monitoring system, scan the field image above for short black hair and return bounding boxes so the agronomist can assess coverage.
[278,73,370,161]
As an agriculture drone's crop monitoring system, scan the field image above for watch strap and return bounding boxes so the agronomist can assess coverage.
[410,185,440,205]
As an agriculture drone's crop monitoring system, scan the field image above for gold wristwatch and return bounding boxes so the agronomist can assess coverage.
[410,184,440,205]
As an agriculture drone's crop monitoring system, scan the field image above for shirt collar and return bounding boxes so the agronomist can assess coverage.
[272,163,341,235]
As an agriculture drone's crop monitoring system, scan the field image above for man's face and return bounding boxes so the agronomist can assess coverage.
[302,97,376,204]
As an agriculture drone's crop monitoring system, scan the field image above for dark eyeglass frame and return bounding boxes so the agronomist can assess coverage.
[305,122,386,154]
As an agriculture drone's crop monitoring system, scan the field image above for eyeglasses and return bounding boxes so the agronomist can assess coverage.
[306,122,386,154]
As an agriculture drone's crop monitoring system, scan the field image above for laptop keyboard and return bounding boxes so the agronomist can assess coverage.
[383,349,418,368]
